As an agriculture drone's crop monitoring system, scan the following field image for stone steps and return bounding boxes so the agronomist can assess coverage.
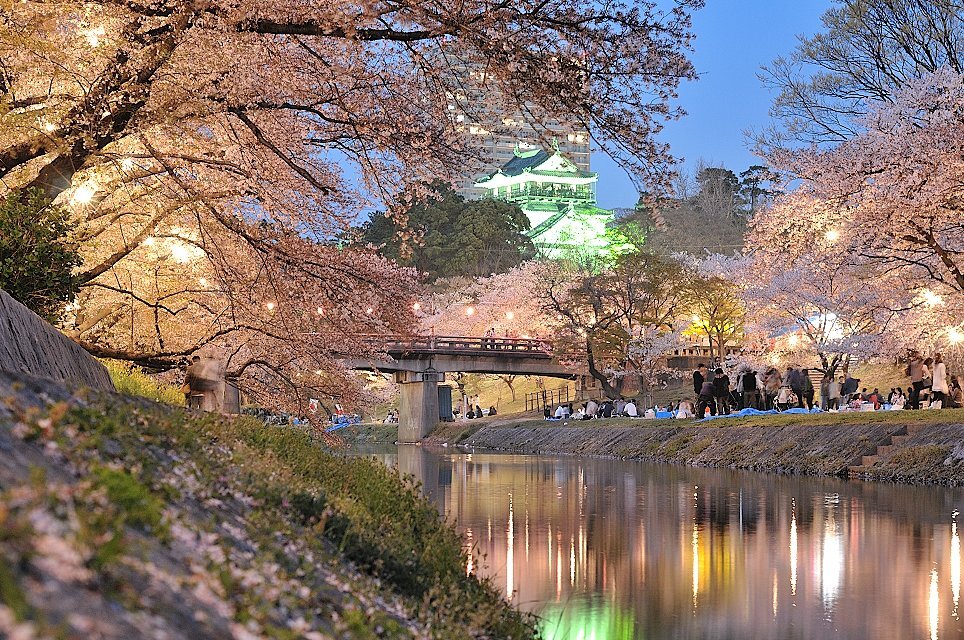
[861,455,879,466]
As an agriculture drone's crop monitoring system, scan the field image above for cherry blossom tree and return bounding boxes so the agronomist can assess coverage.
[0,0,702,414]
[760,69,964,296]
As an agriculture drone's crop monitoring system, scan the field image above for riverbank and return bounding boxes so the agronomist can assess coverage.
[424,409,964,487]
[0,371,536,639]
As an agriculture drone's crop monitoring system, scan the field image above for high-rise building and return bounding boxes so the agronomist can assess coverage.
[441,53,591,199]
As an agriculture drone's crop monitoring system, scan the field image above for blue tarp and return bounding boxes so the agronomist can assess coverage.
[655,411,673,419]
[699,406,823,422]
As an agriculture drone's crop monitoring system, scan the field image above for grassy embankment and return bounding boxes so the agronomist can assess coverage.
[0,370,537,638]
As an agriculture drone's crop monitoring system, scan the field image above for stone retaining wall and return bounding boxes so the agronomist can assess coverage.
[0,289,113,391]
[461,422,929,478]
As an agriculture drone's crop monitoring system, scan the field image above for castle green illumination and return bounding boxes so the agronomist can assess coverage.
[475,144,621,260]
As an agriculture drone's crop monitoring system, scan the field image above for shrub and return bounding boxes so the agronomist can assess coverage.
[0,188,80,321]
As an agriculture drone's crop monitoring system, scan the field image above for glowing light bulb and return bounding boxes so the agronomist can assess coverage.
[466,306,475,316]
[198,277,208,287]
[922,289,944,307]
[412,302,421,311]
[826,229,840,242]
[72,182,97,204]
[316,306,324,315]
[949,327,963,344]
[506,311,515,320]
[366,307,374,315]
[43,121,57,133]
[266,302,276,311]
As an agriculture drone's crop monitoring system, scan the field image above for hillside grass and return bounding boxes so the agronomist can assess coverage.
[102,359,185,405]
[0,375,537,638]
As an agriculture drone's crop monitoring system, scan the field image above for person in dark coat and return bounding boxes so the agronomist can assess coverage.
[693,364,707,396]
[696,381,717,419]
[742,369,758,409]
[712,368,731,415]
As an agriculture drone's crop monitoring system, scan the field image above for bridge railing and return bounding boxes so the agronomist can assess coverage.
[363,335,553,356]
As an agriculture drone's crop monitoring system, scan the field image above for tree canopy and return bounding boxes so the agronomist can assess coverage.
[361,183,535,280]
[0,0,702,415]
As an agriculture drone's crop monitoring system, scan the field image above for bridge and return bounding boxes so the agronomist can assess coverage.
[344,335,576,442]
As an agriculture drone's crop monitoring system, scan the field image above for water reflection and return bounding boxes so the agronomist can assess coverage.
[360,446,964,639]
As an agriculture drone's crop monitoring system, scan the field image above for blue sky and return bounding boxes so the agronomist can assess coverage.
[593,0,833,209]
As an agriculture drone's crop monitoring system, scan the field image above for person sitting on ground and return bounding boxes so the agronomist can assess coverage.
[571,406,585,419]
[625,399,639,417]
[475,404,484,418]
[601,400,615,418]
[615,398,626,415]
[676,399,695,419]
[543,405,551,420]
[585,398,599,419]
[949,376,963,409]
[488,406,497,416]
[554,404,566,419]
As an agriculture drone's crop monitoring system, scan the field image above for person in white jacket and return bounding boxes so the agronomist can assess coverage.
[930,353,949,408]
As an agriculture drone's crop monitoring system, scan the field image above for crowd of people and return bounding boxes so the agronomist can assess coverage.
[687,354,963,418]
[546,397,640,420]
[539,354,962,423]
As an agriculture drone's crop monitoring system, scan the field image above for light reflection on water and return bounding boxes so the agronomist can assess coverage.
[360,445,964,640]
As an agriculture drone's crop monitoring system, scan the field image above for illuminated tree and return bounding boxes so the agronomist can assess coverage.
[761,69,964,295]
[0,0,701,413]
[539,252,686,397]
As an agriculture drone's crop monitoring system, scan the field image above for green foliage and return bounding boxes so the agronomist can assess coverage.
[0,188,80,320]
[361,181,535,280]
[91,467,165,533]
[103,360,185,405]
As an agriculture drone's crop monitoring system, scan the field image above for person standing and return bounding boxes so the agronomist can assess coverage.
[931,353,948,408]
[713,368,731,415]
[827,376,841,410]
[907,351,925,409]
[696,379,717,419]
[801,369,815,410]
[742,369,758,410]
[693,364,707,397]
[820,374,831,410]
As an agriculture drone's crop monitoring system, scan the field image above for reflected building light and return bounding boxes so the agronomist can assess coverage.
[465,529,474,576]
[556,537,563,600]
[773,572,779,618]
[821,516,844,610]
[506,494,514,600]
[570,536,575,586]
[930,568,939,640]
[952,512,960,619]
[487,517,492,543]
[790,502,798,596]
[692,525,700,608]
[525,509,530,559]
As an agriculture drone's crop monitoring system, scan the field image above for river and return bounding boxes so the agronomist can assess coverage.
[361,445,964,640]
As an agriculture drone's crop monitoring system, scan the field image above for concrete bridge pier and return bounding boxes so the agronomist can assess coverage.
[396,369,441,443]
